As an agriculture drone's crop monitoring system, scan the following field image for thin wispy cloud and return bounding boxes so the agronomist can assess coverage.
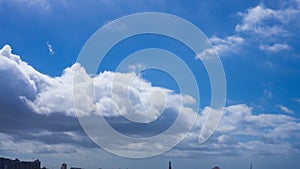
[210,35,244,56]
[46,41,54,55]
[259,43,290,53]
[196,35,244,59]
[277,105,294,114]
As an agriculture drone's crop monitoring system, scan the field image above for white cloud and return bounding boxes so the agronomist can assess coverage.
[0,44,201,158]
[207,3,300,56]
[211,35,244,56]
[236,5,276,32]
[235,4,299,37]
[1,45,300,157]
[0,45,53,98]
[277,105,294,114]
[0,44,197,125]
[128,63,145,72]
[259,43,290,52]
[46,41,54,55]
[196,35,244,58]
[171,104,300,157]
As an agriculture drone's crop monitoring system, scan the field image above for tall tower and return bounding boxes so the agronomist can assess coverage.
[169,161,172,169]
[250,163,253,169]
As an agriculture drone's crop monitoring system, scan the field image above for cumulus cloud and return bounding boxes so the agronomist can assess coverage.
[235,5,275,33]
[208,2,300,57]
[0,44,197,158]
[0,45,52,99]
[0,44,196,122]
[171,104,300,157]
[236,6,278,37]
[235,4,299,37]
[0,43,198,154]
[1,45,300,157]
[234,2,300,52]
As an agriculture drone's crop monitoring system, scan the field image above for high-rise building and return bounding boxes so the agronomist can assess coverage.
[169,161,172,169]
[61,163,67,169]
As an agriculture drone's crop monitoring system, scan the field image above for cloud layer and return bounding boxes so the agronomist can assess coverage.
[1,44,300,158]
[0,44,197,156]
[172,104,300,157]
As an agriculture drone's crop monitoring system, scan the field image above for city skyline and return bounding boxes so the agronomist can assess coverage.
[0,157,185,169]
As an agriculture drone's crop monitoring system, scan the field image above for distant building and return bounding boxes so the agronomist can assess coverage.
[212,167,220,169]
[61,163,67,169]
[70,167,82,169]
[0,157,14,169]
[16,159,40,169]
[169,161,172,169]
[0,157,40,169]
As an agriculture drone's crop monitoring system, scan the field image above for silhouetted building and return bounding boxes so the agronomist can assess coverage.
[0,157,40,169]
[0,157,14,169]
[61,163,67,169]
[70,167,82,169]
[169,161,172,169]
[16,159,40,169]
[212,167,220,169]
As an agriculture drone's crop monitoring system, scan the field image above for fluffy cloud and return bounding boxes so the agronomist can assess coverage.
[1,45,300,158]
[235,4,299,37]
[0,44,198,156]
[171,104,300,157]
[208,2,300,56]
[0,45,196,124]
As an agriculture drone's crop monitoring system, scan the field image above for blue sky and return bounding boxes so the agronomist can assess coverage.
[0,0,300,169]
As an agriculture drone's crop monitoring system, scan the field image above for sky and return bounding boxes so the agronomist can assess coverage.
[0,0,300,169]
